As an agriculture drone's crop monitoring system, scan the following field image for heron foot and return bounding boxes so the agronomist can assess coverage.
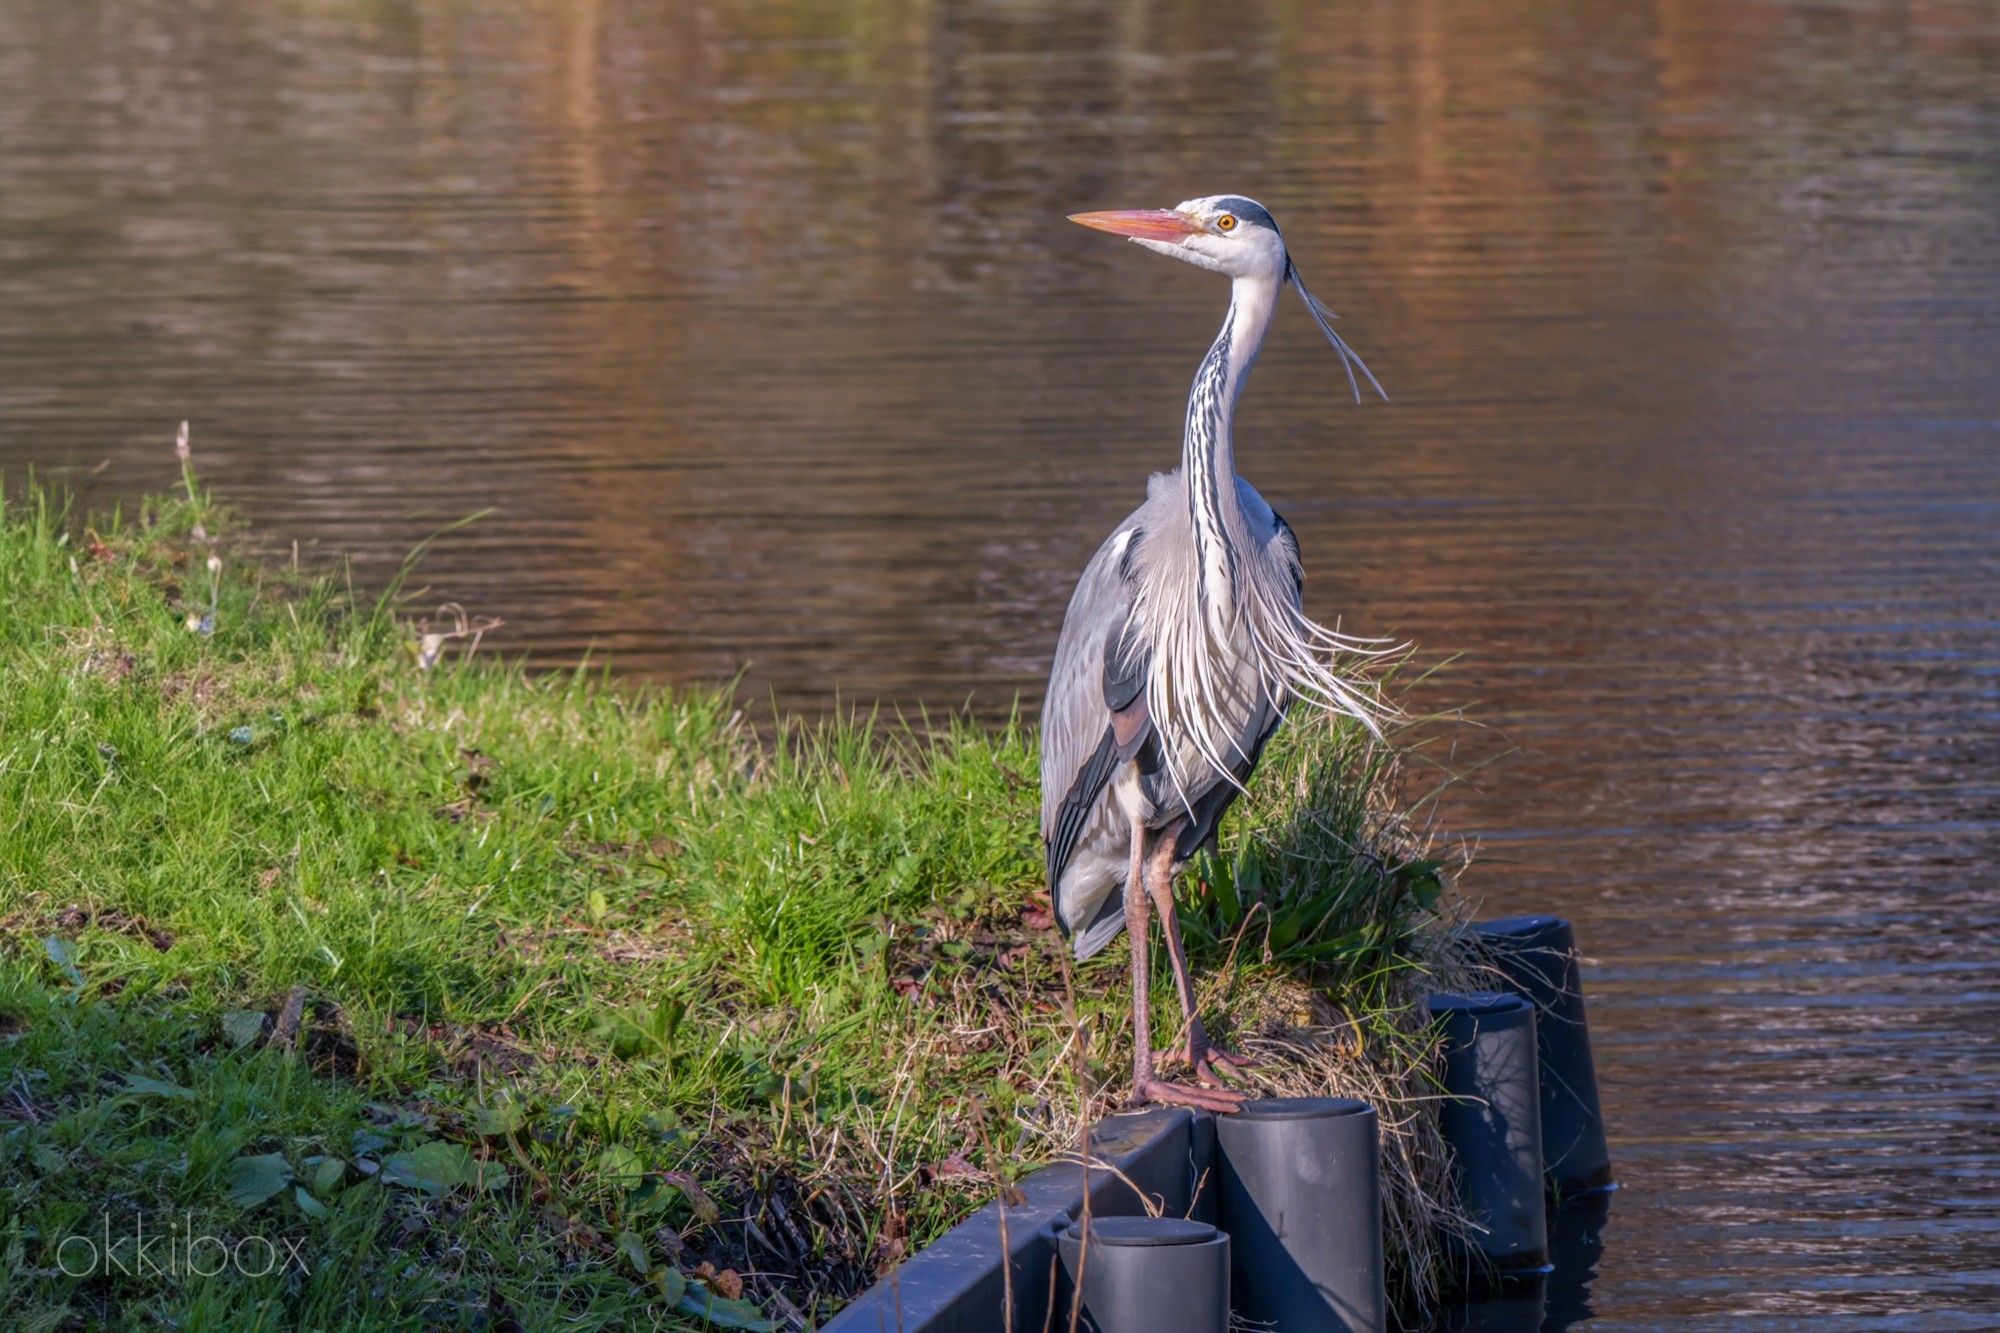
[1153,1037,1259,1089]
[1134,1075,1247,1114]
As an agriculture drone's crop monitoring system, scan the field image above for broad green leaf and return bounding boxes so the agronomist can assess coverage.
[294,1186,328,1218]
[473,1100,526,1137]
[1301,933,1367,962]
[1212,864,1242,927]
[595,998,686,1063]
[226,1153,294,1209]
[1234,844,1266,894]
[1401,858,1444,908]
[311,1156,346,1196]
[120,1073,195,1101]
[44,937,82,986]
[222,1009,268,1049]
[614,1229,648,1275]
[380,1140,481,1196]
[597,1145,644,1190]
[626,1175,679,1217]
[676,1283,776,1331]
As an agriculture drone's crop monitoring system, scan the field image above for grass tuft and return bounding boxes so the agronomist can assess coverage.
[0,458,1476,1330]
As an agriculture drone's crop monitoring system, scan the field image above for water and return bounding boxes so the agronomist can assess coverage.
[3,0,1997,1325]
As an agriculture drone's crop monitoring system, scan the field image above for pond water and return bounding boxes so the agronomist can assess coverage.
[4,0,1997,1326]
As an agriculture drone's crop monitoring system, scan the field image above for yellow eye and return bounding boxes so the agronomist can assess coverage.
[1216,215,1237,232]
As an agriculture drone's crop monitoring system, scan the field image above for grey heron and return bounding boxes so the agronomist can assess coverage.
[1040,194,1390,1112]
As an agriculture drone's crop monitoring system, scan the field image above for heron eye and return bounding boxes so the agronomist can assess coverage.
[1216,215,1237,232]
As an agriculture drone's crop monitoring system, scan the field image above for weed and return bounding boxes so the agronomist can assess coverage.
[0,454,1474,1329]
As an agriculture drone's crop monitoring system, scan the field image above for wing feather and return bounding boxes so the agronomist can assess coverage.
[1040,517,1151,937]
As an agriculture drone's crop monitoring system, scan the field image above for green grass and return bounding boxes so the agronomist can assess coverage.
[0,469,1469,1330]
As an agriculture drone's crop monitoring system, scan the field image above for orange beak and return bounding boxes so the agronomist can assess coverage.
[1068,209,1203,243]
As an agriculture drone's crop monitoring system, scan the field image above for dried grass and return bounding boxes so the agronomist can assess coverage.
[865,705,1482,1317]
[2,452,1484,1328]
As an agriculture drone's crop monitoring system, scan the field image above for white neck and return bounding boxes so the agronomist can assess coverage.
[1183,272,1282,622]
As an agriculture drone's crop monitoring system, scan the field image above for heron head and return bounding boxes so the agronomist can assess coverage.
[1069,194,1287,281]
[1068,192,1386,402]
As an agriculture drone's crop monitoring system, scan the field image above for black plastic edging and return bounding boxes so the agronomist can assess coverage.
[1473,914,1614,1195]
[829,917,1608,1329]
[823,1107,1209,1333]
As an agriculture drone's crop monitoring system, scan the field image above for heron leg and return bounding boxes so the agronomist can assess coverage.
[1128,820,1246,1114]
[1143,835,1256,1090]
[1124,819,1154,1087]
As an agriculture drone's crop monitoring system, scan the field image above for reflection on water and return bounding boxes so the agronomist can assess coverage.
[3,0,1998,1324]
[1449,1193,1612,1332]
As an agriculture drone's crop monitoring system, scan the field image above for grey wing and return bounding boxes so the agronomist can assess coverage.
[1039,518,1150,930]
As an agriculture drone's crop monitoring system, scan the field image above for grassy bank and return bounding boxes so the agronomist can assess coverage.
[0,459,1472,1330]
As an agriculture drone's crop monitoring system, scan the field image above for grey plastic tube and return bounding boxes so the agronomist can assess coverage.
[1213,1096,1387,1331]
[1055,1216,1229,1333]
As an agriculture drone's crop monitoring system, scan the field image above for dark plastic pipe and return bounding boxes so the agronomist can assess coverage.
[822,1107,1206,1333]
[1055,1216,1229,1333]
[1428,992,1550,1279]
[1213,1096,1387,1332]
[1475,915,1613,1194]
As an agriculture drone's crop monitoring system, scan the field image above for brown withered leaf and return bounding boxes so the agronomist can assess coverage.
[664,1172,720,1224]
[932,1150,979,1180]
[461,749,497,790]
[54,906,173,952]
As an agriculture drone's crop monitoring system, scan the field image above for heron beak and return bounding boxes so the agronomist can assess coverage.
[1068,209,1203,243]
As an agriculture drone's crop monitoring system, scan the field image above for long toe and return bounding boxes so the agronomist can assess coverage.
[1205,1044,1258,1072]
[1193,1054,1260,1091]
[1136,1076,1247,1114]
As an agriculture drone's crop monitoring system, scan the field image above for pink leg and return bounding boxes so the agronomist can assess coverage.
[1146,834,1256,1089]
[1127,821,1245,1114]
